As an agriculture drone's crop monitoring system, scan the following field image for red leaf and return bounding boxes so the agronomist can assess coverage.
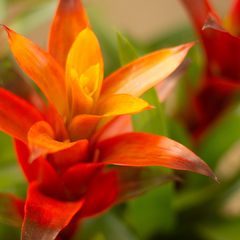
[96,132,218,182]
[0,88,44,143]
[21,182,84,240]
[75,169,118,218]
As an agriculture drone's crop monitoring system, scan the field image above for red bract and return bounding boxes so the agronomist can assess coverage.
[0,0,217,239]
[180,0,240,138]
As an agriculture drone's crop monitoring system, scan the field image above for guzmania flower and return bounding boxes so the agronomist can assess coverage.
[0,0,217,239]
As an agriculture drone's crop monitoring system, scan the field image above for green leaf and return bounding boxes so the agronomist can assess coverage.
[0,0,6,23]
[90,233,106,240]
[78,212,139,240]
[132,88,168,136]
[198,218,240,240]
[116,30,175,238]
[115,29,138,66]
[126,184,176,239]
[198,105,240,169]
[0,164,25,191]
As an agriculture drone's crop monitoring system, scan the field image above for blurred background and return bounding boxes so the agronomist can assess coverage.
[1,1,240,240]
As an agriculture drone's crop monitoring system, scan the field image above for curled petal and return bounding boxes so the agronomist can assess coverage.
[14,139,67,198]
[3,26,68,118]
[28,121,88,162]
[0,193,25,227]
[0,88,44,143]
[47,104,69,142]
[66,27,103,117]
[49,0,90,68]
[99,43,194,102]
[96,132,218,181]
[94,94,152,116]
[21,182,84,240]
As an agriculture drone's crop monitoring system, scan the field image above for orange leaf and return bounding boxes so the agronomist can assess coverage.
[96,132,218,181]
[49,0,90,68]
[28,121,88,161]
[94,94,152,116]
[3,26,68,118]
[99,43,194,102]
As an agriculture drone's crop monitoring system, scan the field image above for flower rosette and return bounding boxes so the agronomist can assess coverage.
[0,0,217,239]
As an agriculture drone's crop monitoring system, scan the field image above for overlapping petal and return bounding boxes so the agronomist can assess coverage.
[0,88,44,143]
[21,182,85,240]
[3,26,68,118]
[96,132,218,181]
[28,121,88,161]
[94,94,152,116]
[99,43,194,102]
[68,94,151,141]
[49,0,90,68]
[68,114,102,141]
[48,141,89,174]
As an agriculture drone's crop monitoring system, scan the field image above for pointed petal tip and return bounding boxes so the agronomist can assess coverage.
[148,105,155,110]
[1,24,11,34]
[182,41,196,50]
[212,174,220,184]
[202,14,227,32]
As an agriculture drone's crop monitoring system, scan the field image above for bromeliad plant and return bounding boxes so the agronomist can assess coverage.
[0,0,217,239]
[180,0,240,139]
